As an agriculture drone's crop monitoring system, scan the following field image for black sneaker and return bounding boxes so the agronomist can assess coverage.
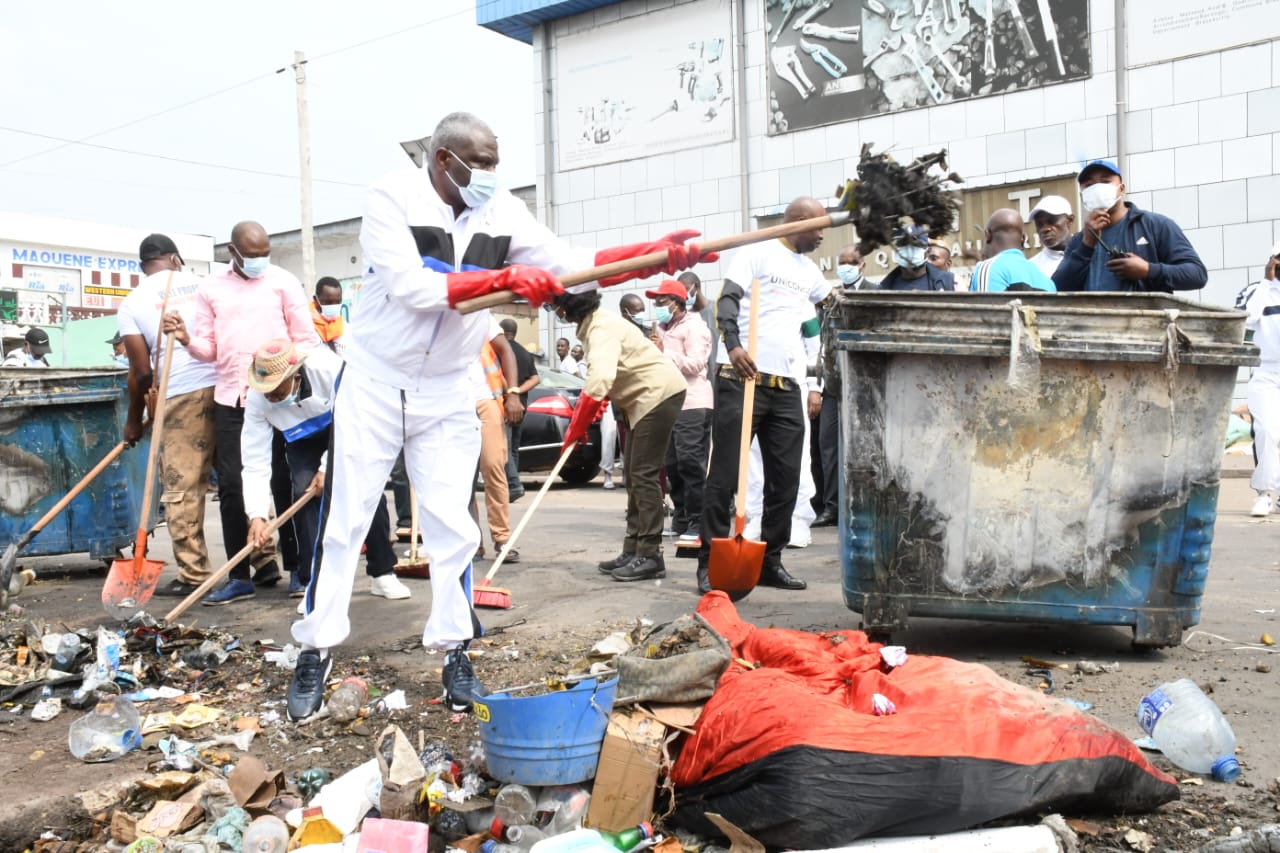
[287,649,332,722]
[442,644,483,712]
[696,564,712,595]
[154,578,201,597]
[597,552,635,574]
[613,554,666,582]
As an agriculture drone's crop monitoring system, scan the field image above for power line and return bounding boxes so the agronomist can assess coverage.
[0,126,366,186]
[3,4,476,172]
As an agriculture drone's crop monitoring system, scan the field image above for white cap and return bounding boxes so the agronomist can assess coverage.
[1027,195,1074,222]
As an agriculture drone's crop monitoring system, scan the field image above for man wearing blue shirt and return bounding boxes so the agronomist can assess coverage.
[1052,159,1207,293]
[970,209,1056,292]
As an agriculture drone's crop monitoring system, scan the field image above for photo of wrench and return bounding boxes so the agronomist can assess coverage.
[942,0,963,33]
[793,0,832,30]
[900,32,946,103]
[1007,0,1040,58]
[921,30,971,91]
[983,0,997,75]
[863,33,902,67]
[1037,0,1066,74]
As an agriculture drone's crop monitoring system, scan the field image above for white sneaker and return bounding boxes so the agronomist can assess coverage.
[370,574,412,599]
[296,598,306,615]
[1250,493,1273,517]
[602,471,615,490]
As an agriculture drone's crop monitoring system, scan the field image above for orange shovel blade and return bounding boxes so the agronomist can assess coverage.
[707,533,766,602]
[102,552,167,618]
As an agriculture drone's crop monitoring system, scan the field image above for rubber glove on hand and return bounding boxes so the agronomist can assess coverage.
[561,392,607,454]
[447,265,564,309]
[594,229,720,287]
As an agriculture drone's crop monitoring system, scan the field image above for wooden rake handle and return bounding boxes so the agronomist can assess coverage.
[163,486,318,623]
[456,211,851,314]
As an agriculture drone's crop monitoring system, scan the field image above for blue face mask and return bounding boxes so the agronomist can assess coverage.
[235,249,270,278]
[654,305,673,325]
[270,390,298,408]
[837,263,863,285]
[447,150,499,208]
[895,246,927,269]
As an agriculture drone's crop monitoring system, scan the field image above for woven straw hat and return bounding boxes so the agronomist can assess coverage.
[246,338,307,393]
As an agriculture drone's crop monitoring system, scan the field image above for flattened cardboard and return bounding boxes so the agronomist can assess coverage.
[586,708,666,832]
[136,800,200,838]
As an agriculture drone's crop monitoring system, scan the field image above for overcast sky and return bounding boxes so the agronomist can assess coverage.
[0,1,535,240]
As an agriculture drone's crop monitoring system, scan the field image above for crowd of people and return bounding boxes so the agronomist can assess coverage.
[9,114,1260,723]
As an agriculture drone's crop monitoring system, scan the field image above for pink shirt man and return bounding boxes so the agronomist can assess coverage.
[186,264,320,406]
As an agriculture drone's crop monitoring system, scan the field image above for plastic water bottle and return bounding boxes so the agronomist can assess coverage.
[67,695,142,762]
[327,676,367,722]
[546,787,591,835]
[241,814,289,852]
[600,823,654,852]
[1137,678,1241,782]
[53,633,82,672]
[494,783,538,827]
[506,824,548,850]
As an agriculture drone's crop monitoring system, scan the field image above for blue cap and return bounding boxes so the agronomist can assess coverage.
[1210,756,1241,782]
[1078,159,1122,183]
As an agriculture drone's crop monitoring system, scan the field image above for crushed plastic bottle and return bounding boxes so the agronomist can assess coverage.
[1138,678,1241,782]
[51,633,82,672]
[506,824,548,850]
[328,676,368,722]
[494,783,538,827]
[241,814,289,852]
[544,786,591,835]
[68,695,142,762]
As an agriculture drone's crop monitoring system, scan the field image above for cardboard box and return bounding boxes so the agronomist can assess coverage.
[586,708,666,832]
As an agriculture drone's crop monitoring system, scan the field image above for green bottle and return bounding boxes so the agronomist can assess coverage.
[598,822,654,852]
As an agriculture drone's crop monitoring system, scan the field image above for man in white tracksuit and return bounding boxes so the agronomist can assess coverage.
[1244,241,1280,517]
[286,111,712,721]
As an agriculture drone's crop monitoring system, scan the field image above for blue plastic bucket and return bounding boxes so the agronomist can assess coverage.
[474,675,618,785]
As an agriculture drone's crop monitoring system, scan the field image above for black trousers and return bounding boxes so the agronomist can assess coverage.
[817,392,840,517]
[214,403,299,581]
[285,431,395,582]
[665,407,712,532]
[698,376,805,568]
[622,392,685,557]
[390,450,411,529]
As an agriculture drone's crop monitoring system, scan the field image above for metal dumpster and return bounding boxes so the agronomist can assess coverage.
[829,292,1258,648]
[0,368,147,563]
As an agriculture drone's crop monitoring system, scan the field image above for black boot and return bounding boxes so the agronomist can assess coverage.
[759,563,807,590]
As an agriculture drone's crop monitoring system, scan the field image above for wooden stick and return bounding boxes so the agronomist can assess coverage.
[478,442,576,590]
[456,211,851,314]
[163,487,317,622]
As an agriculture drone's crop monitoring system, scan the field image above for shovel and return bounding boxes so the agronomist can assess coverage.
[708,277,766,600]
[163,486,318,623]
[0,440,129,606]
[455,211,851,314]
[102,327,177,617]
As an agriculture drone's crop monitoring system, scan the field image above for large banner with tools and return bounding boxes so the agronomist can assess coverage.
[556,0,734,171]
[1125,0,1280,67]
[765,0,1091,133]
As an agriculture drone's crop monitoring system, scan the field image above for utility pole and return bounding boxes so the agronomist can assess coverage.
[293,50,315,289]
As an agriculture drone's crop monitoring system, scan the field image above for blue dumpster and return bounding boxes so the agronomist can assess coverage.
[830,292,1259,648]
[0,368,148,563]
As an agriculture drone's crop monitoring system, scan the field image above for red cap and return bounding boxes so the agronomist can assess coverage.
[644,279,687,301]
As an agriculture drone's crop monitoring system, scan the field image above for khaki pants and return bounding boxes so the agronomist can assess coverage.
[473,398,510,546]
[160,386,217,584]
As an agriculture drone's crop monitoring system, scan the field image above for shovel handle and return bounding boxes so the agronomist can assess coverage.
[733,277,762,536]
[163,486,318,623]
[23,441,129,543]
[456,211,851,314]
[481,441,577,587]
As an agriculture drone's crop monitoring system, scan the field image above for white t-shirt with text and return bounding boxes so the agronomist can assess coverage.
[116,269,218,398]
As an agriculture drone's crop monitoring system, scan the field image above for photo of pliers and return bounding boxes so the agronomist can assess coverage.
[800,38,848,78]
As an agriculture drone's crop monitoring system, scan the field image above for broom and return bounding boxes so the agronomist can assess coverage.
[473,442,577,609]
[394,487,431,578]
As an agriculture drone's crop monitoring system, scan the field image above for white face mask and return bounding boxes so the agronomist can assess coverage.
[319,303,342,320]
[895,246,927,269]
[446,150,499,208]
[1080,182,1120,212]
[837,263,863,285]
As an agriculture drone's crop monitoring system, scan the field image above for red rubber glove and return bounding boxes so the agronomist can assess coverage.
[561,392,607,453]
[594,229,720,287]
[446,265,565,309]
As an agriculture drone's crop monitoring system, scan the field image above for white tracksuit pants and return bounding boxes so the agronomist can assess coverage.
[293,366,481,652]
[1248,369,1280,493]
[746,411,816,533]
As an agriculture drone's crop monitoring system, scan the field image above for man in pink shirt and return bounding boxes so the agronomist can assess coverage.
[167,220,321,605]
[645,279,712,546]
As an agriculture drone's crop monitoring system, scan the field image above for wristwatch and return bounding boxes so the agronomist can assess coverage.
[505,387,521,396]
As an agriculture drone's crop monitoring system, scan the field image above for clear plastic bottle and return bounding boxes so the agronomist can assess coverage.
[327,676,368,722]
[540,785,591,835]
[506,824,548,850]
[494,783,538,827]
[67,695,142,762]
[241,814,289,852]
[53,633,82,672]
[1137,678,1241,782]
